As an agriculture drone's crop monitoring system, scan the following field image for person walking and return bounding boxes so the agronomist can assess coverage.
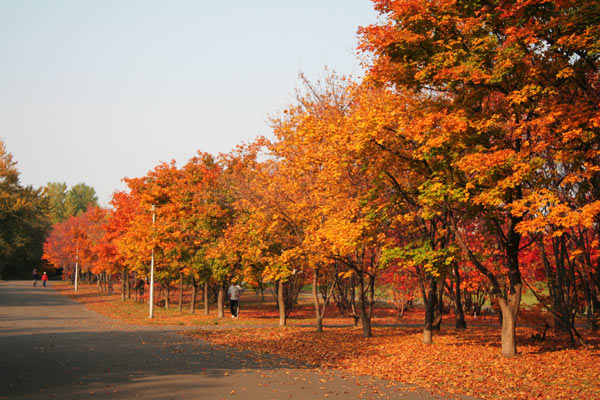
[41,272,49,287]
[227,282,243,318]
[32,269,39,287]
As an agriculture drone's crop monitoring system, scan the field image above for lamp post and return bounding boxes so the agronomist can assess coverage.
[74,247,79,292]
[149,205,156,318]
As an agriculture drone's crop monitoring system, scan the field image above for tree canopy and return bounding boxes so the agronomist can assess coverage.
[39,0,600,359]
[0,141,51,279]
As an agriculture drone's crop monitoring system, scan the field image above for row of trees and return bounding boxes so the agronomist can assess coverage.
[43,0,599,358]
[358,0,600,357]
[0,140,99,279]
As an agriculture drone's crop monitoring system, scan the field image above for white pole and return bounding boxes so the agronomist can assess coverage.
[149,206,156,318]
[74,249,79,292]
[149,247,155,318]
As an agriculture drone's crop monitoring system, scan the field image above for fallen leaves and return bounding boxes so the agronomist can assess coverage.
[187,326,600,400]
[55,282,600,400]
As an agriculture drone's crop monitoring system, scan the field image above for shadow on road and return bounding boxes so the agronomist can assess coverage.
[0,285,78,307]
[1,326,305,399]
[0,280,468,400]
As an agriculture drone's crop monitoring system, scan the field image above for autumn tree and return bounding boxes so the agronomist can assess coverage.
[43,208,106,290]
[268,74,415,336]
[78,206,110,291]
[360,0,600,356]
[175,152,231,315]
[99,191,139,300]
[120,162,185,309]
[345,81,464,342]
[217,142,308,325]
[380,261,420,318]
[43,220,73,276]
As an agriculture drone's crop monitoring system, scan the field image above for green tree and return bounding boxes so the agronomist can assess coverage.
[45,181,98,223]
[65,183,98,217]
[45,182,68,224]
[0,141,51,279]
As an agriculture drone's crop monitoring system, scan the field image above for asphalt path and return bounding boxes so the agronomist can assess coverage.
[0,281,465,400]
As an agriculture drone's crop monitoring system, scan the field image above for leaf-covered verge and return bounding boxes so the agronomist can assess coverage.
[53,282,279,327]
[190,327,600,400]
[53,281,424,327]
[54,282,600,400]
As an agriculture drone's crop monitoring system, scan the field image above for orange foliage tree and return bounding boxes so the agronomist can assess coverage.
[43,206,107,290]
[176,152,232,316]
[215,141,310,326]
[360,0,600,356]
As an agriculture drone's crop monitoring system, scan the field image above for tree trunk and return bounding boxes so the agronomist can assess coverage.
[139,279,145,303]
[453,264,467,329]
[312,269,323,332]
[588,284,598,332]
[498,218,524,357]
[178,272,184,313]
[423,278,437,344]
[204,281,209,315]
[450,208,524,356]
[433,278,444,331]
[538,236,573,332]
[554,236,571,332]
[278,280,286,326]
[350,275,359,326]
[358,298,371,338]
[121,269,127,300]
[580,274,595,330]
[580,233,599,332]
[165,283,170,309]
[358,272,372,338]
[217,284,225,318]
[499,283,522,357]
[133,273,138,302]
[190,275,197,314]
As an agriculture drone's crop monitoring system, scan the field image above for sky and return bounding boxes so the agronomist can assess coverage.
[0,0,378,206]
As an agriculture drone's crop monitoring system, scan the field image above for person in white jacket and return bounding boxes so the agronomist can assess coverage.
[227,282,243,318]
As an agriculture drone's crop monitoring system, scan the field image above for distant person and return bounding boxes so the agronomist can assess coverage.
[41,272,48,287]
[227,282,243,318]
[32,269,39,287]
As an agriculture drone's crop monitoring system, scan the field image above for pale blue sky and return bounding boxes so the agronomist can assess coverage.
[0,0,377,205]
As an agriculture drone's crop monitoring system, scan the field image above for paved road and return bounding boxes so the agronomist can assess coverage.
[0,281,460,400]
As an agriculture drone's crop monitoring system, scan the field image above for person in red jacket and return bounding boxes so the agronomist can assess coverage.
[41,272,48,287]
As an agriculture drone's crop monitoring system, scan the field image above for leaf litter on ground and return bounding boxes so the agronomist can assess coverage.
[54,282,600,400]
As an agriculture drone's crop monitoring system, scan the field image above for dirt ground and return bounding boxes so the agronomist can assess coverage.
[0,280,468,400]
